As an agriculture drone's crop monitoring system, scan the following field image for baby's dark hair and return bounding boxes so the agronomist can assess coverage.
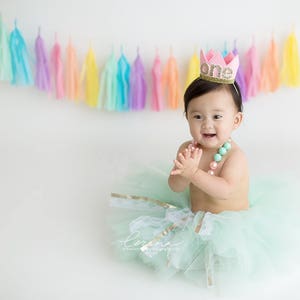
[183,78,243,114]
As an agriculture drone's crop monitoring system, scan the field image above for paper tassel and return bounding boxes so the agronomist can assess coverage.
[0,14,12,81]
[65,40,80,100]
[260,38,280,92]
[98,51,118,110]
[244,43,260,99]
[81,47,99,107]
[163,51,180,109]
[222,41,228,57]
[116,51,130,111]
[129,50,147,110]
[185,51,200,89]
[35,28,50,92]
[9,21,33,85]
[151,52,163,111]
[281,31,300,87]
[50,35,64,99]
[233,42,247,101]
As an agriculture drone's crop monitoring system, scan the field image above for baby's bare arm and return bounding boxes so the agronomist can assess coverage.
[190,148,248,200]
[168,141,192,192]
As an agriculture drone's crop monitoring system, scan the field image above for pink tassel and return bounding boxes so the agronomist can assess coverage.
[50,34,64,99]
[244,42,261,99]
[35,27,50,92]
[151,51,163,111]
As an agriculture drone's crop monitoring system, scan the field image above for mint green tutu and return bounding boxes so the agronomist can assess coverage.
[109,165,300,290]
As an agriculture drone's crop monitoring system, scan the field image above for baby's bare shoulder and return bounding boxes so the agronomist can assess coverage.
[177,140,193,153]
[220,145,248,181]
[229,145,247,162]
[223,144,248,172]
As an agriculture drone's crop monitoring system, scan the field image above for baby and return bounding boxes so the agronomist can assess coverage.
[168,77,249,213]
[110,49,299,289]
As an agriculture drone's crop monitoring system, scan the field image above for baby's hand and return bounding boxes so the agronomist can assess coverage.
[170,147,202,179]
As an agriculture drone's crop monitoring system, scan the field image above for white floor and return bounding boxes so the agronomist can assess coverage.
[1,84,300,300]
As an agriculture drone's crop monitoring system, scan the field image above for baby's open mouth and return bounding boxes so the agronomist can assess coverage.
[203,134,216,138]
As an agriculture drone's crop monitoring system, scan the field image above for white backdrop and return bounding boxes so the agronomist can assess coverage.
[1,0,300,299]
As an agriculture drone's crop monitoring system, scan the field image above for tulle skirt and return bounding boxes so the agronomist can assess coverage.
[108,165,300,290]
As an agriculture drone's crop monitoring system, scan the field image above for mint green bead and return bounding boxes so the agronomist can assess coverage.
[214,153,222,162]
[223,142,232,150]
[218,147,227,156]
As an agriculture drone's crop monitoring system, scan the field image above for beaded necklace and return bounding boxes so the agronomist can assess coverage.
[207,139,232,175]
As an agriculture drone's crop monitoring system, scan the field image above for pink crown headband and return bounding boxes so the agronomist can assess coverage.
[200,49,239,84]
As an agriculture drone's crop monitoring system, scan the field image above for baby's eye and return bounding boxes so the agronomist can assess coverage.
[214,115,223,120]
[193,115,202,120]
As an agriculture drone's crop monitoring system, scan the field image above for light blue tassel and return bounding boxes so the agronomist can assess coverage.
[9,21,33,85]
[116,49,131,111]
[0,14,12,81]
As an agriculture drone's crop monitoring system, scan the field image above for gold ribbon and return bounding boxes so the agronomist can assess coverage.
[111,192,178,209]
[140,223,178,253]
[111,192,215,285]
[194,213,206,233]
[111,192,181,253]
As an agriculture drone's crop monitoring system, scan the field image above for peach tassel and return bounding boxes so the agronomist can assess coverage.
[162,49,181,109]
[260,37,280,92]
[65,39,81,100]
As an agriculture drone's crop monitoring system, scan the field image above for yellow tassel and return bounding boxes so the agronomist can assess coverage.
[185,52,200,89]
[281,31,300,87]
[81,47,100,107]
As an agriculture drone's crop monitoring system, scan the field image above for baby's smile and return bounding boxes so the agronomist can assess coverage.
[202,133,216,138]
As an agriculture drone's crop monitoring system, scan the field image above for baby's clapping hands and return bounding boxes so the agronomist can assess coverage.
[170,142,202,179]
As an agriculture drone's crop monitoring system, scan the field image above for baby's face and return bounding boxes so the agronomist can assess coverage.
[186,88,242,149]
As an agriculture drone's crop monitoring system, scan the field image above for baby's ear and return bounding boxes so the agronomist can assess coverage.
[233,112,243,129]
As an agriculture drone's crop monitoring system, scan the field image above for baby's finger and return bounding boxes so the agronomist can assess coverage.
[184,148,191,159]
[178,152,186,163]
[190,147,197,158]
[174,159,183,169]
[170,169,182,176]
[194,148,203,159]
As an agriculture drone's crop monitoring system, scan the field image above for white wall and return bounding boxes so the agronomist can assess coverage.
[1,1,300,299]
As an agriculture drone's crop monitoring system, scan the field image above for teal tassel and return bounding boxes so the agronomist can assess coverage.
[0,14,12,81]
[116,49,130,111]
[9,21,33,85]
[98,51,118,111]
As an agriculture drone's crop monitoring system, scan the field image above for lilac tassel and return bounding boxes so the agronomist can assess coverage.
[233,42,247,101]
[129,50,147,110]
[35,28,50,92]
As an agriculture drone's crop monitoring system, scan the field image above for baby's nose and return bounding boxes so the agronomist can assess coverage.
[201,119,213,129]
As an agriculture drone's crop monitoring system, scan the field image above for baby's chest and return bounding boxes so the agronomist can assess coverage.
[198,156,225,175]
